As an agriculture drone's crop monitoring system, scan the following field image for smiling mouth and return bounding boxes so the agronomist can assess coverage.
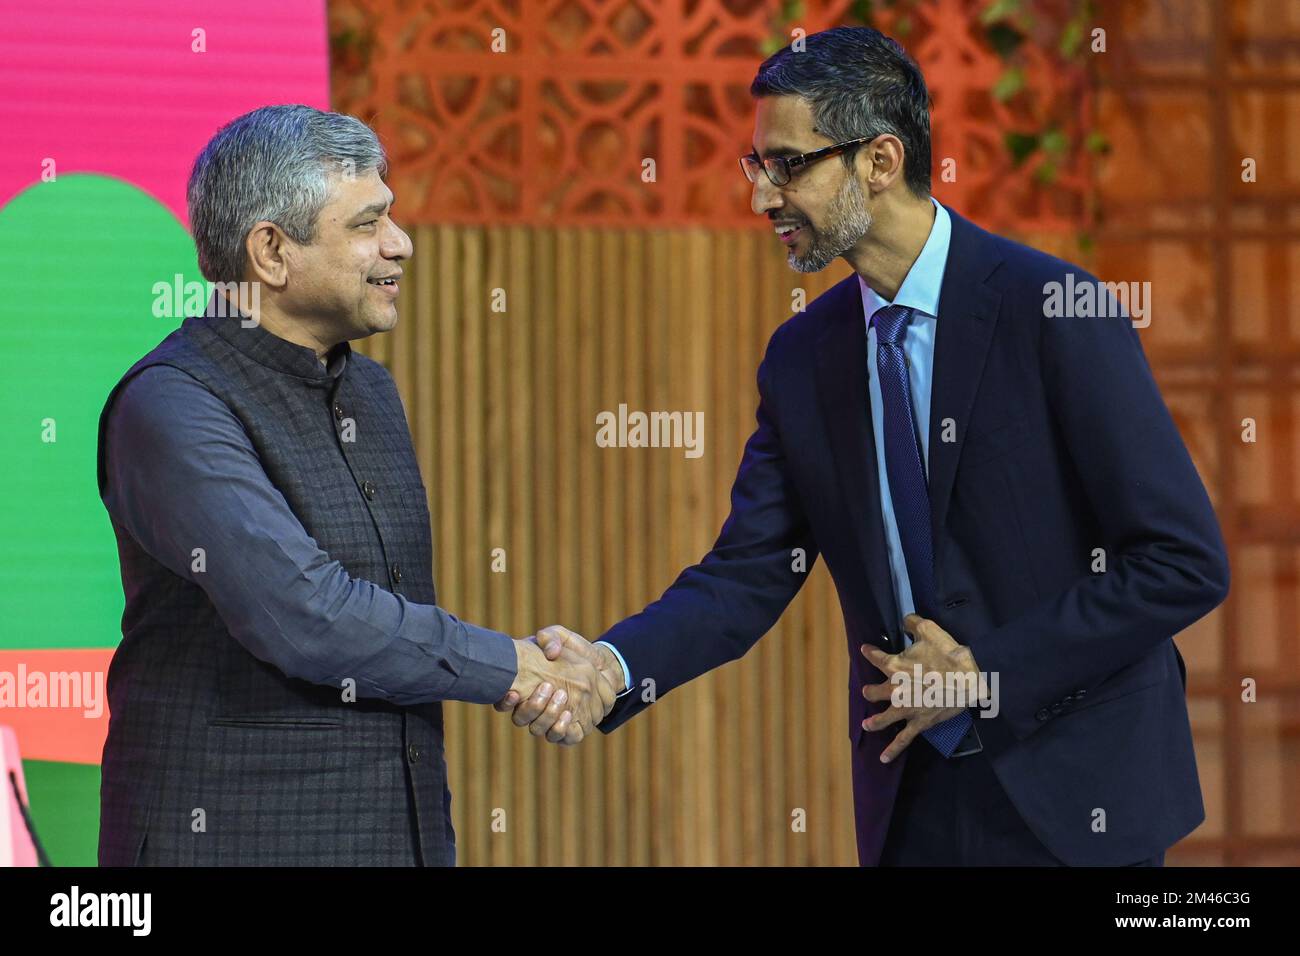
[774,221,806,245]
[367,276,400,297]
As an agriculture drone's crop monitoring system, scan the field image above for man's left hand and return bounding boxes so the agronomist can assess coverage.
[861,613,985,763]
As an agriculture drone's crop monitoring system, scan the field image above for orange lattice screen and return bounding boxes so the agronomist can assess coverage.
[330,0,1092,231]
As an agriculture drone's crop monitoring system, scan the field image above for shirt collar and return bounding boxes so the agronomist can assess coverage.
[858,196,951,322]
[198,292,350,386]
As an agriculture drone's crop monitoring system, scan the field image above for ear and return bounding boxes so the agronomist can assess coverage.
[859,134,907,195]
[244,221,290,289]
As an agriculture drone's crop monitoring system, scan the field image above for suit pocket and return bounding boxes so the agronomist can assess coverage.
[209,715,343,729]
[131,798,153,866]
[962,413,1045,467]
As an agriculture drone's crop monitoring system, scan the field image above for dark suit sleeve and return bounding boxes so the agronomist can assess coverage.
[102,366,518,707]
[598,341,819,732]
[966,273,1229,744]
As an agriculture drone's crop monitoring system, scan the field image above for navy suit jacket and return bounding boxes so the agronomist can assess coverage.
[598,205,1229,866]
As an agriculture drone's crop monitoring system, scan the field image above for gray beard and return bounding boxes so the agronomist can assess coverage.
[787,175,872,274]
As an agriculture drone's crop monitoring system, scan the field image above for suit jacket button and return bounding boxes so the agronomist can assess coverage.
[392,563,403,583]
[1035,708,1051,721]
[407,744,421,764]
[362,480,376,500]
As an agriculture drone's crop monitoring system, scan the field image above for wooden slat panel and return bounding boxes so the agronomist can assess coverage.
[531,226,562,864]
[505,224,537,865]
[357,223,859,865]
[554,227,582,867]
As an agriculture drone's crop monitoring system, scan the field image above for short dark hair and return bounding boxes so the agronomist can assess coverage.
[750,26,931,198]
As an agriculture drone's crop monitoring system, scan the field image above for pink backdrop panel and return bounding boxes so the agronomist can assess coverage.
[0,0,331,223]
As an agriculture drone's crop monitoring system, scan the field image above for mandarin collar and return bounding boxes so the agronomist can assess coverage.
[196,294,350,386]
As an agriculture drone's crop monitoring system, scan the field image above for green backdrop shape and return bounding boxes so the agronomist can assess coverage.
[0,174,197,650]
[21,760,102,866]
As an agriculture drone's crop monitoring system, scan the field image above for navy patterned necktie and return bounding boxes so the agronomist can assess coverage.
[872,304,973,757]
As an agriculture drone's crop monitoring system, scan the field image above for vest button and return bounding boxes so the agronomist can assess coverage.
[333,403,344,421]
[391,563,403,583]
[362,480,376,500]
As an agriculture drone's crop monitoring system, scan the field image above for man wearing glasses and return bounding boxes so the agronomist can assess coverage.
[504,26,1226,867]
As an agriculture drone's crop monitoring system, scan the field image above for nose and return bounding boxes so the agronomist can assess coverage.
[382,218,413,261]
[750,175,784,217]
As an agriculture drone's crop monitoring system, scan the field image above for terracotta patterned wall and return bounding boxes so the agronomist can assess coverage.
[328,0,1300,865]
[331,0,1091,231]
[1090,0,1300,865]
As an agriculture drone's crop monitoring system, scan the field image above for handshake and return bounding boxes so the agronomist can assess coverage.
[494,626,627,746]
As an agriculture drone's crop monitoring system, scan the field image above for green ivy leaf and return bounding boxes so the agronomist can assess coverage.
[1005,131,1039,166]
[1060,18,1084,57]
[992,67,1025,102]
[1086,131,1110,154]
[1041,129,1069,155]
[980,0,1024,25]
[985,22,1025,57]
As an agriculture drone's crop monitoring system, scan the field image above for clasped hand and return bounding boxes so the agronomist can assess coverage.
[860,613,986,763]
[495,626,625,746]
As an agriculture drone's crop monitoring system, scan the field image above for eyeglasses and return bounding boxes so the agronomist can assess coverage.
[739,136,875,187]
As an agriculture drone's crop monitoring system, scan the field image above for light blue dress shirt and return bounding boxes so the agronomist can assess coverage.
[859,196,951,630]
[861,199,980,754]
[598,640,634,698]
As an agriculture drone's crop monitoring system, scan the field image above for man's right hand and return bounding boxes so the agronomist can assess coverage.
[498,628,617,745]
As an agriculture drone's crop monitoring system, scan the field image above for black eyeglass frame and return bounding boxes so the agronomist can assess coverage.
[739,136,876,187]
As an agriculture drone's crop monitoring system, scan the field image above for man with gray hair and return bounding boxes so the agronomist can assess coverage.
[96,104,613,866]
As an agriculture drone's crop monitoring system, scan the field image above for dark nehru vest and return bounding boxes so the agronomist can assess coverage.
[96,302,453,866]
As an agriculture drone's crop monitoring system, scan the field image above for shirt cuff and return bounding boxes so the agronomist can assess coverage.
[595,640,634,698]
[448,623,518,704]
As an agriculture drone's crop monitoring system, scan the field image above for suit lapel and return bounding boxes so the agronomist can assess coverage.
[927,207,1003,544]
[814,278,901,639]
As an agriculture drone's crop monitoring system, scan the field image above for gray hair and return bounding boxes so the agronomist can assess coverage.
[187,104,387,284]
[750,27,931,198]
